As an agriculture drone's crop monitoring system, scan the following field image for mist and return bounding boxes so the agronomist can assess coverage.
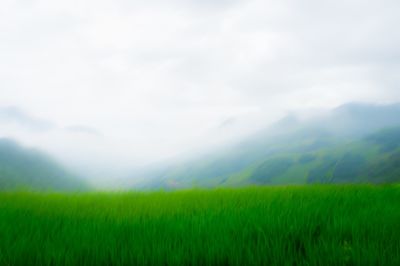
[1,0,400,187]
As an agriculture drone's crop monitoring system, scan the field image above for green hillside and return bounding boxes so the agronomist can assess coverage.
[159,127,400,188]
[143,130,342,188]
[0,138,87,191]
[223,128,400,186]
[143,103,400,189]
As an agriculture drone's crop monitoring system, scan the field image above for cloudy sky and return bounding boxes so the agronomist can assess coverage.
[1,0,400,178]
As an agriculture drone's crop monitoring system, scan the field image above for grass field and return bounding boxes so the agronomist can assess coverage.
[0,185,399,265]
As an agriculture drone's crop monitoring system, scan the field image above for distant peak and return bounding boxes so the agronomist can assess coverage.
[275,114,299,127]
[334,102,400,113]
[0,105,55,131]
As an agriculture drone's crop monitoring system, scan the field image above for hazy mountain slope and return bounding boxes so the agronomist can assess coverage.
[0,138,87,191]
[224,127,400,186]
[142,103,400,188]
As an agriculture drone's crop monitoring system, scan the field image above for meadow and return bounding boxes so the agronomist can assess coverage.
[0,185,399,265]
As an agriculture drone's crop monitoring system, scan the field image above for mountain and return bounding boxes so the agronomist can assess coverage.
[0,138,87,191]
[141,102,400,188]
[0,106,55,131]
[224,127,400,185]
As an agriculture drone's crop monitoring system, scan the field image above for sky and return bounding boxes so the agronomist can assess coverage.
[1,0,400,180]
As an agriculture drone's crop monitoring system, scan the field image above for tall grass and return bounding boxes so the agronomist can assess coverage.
[0,185,399,265]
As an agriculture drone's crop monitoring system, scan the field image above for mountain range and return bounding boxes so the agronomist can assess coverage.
[141,102,400,188]
[1,102,400,191]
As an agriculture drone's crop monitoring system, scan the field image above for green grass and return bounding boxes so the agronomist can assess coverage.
[0,185,399,265]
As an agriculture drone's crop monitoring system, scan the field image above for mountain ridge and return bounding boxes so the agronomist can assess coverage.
[0,137,87,191]
[139,102,400,189]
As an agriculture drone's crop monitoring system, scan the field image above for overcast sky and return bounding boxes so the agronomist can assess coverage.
[1,0,400,179]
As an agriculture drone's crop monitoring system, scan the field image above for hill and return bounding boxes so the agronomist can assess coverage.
[0,138,87,191]
[141,103,400,188]
[224,127,400,186]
